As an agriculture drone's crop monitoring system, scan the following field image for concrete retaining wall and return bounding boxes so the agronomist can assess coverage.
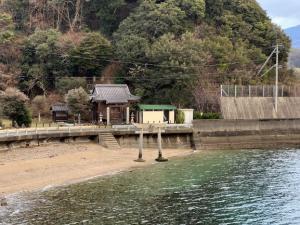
[221,97,300,119]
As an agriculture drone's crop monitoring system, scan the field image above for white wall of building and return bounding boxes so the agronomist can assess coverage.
[180,109,194,124]
[169,110,175,123]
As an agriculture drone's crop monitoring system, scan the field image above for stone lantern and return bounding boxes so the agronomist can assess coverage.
[131,113,135,124]
[99,112,103,124]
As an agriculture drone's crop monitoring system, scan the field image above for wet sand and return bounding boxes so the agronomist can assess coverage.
[0,143,193,196]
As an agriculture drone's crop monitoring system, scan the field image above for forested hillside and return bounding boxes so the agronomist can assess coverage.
[0,0,292,113]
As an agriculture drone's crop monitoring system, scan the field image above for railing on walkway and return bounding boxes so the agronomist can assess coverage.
[0,124,193,138]
[0,125,110,138]
[221,85,300,98]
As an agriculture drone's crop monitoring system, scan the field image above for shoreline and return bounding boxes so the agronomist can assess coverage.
[0,143,193,197]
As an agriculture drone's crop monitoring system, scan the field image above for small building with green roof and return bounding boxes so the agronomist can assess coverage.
[137,104,176,124]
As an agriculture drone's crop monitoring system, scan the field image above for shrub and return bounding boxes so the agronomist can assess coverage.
[193,112,221,120]
[3,100,32,127]
[176,110,185,124]
[0,88,32,127]
[16,104,32,127]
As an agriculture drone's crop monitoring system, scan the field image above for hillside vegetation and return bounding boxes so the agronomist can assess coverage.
[0,0,292,113]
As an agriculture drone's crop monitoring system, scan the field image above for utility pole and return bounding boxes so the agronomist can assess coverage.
[257,44,281,112]
[275,44,279,112]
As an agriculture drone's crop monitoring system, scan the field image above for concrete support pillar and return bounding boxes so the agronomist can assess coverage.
[107,107,110,125]
[135,129,145,162]
[139,130,143,156]
[126,107,130,124]
[158,128,162,155]
[98,134,101,145]
[156,127,168,162]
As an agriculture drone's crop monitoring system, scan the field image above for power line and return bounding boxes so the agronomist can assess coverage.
[25,49,269,70]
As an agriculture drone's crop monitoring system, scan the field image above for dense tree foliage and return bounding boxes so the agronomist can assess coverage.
[65,87,90,120]
[20,29,64,96]
[69,32,112,77]
[112,0,289,108]
[56,77,87,95]
[0,0,293,113]
[19,30,111,96]
[0,12,14,44]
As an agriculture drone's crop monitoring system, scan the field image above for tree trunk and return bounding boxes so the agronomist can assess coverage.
[70,0,82,32]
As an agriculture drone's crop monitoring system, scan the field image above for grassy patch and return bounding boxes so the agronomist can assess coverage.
[0,119,12,128]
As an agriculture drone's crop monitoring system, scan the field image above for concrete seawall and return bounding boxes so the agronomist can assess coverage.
[193,119,300,150]
[115,133,193,149]
[0,127,193,151]
[2,120,300,151]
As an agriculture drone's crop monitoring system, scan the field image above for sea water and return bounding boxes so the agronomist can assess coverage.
[1,149,300,225]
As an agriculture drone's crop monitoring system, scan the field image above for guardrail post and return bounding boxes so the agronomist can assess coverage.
[221,85,223,97]
[234,85,237,98]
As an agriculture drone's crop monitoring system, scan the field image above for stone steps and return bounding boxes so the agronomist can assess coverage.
[98,133,121,150]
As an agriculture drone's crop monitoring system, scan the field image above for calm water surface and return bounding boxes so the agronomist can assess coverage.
[1,149,300,225]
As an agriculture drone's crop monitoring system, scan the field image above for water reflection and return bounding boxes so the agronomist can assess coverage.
[1,149,300,225]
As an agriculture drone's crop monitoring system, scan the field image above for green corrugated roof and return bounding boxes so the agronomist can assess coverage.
[138,104,177,111]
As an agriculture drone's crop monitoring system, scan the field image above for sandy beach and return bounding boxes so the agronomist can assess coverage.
[0,143,193,196]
